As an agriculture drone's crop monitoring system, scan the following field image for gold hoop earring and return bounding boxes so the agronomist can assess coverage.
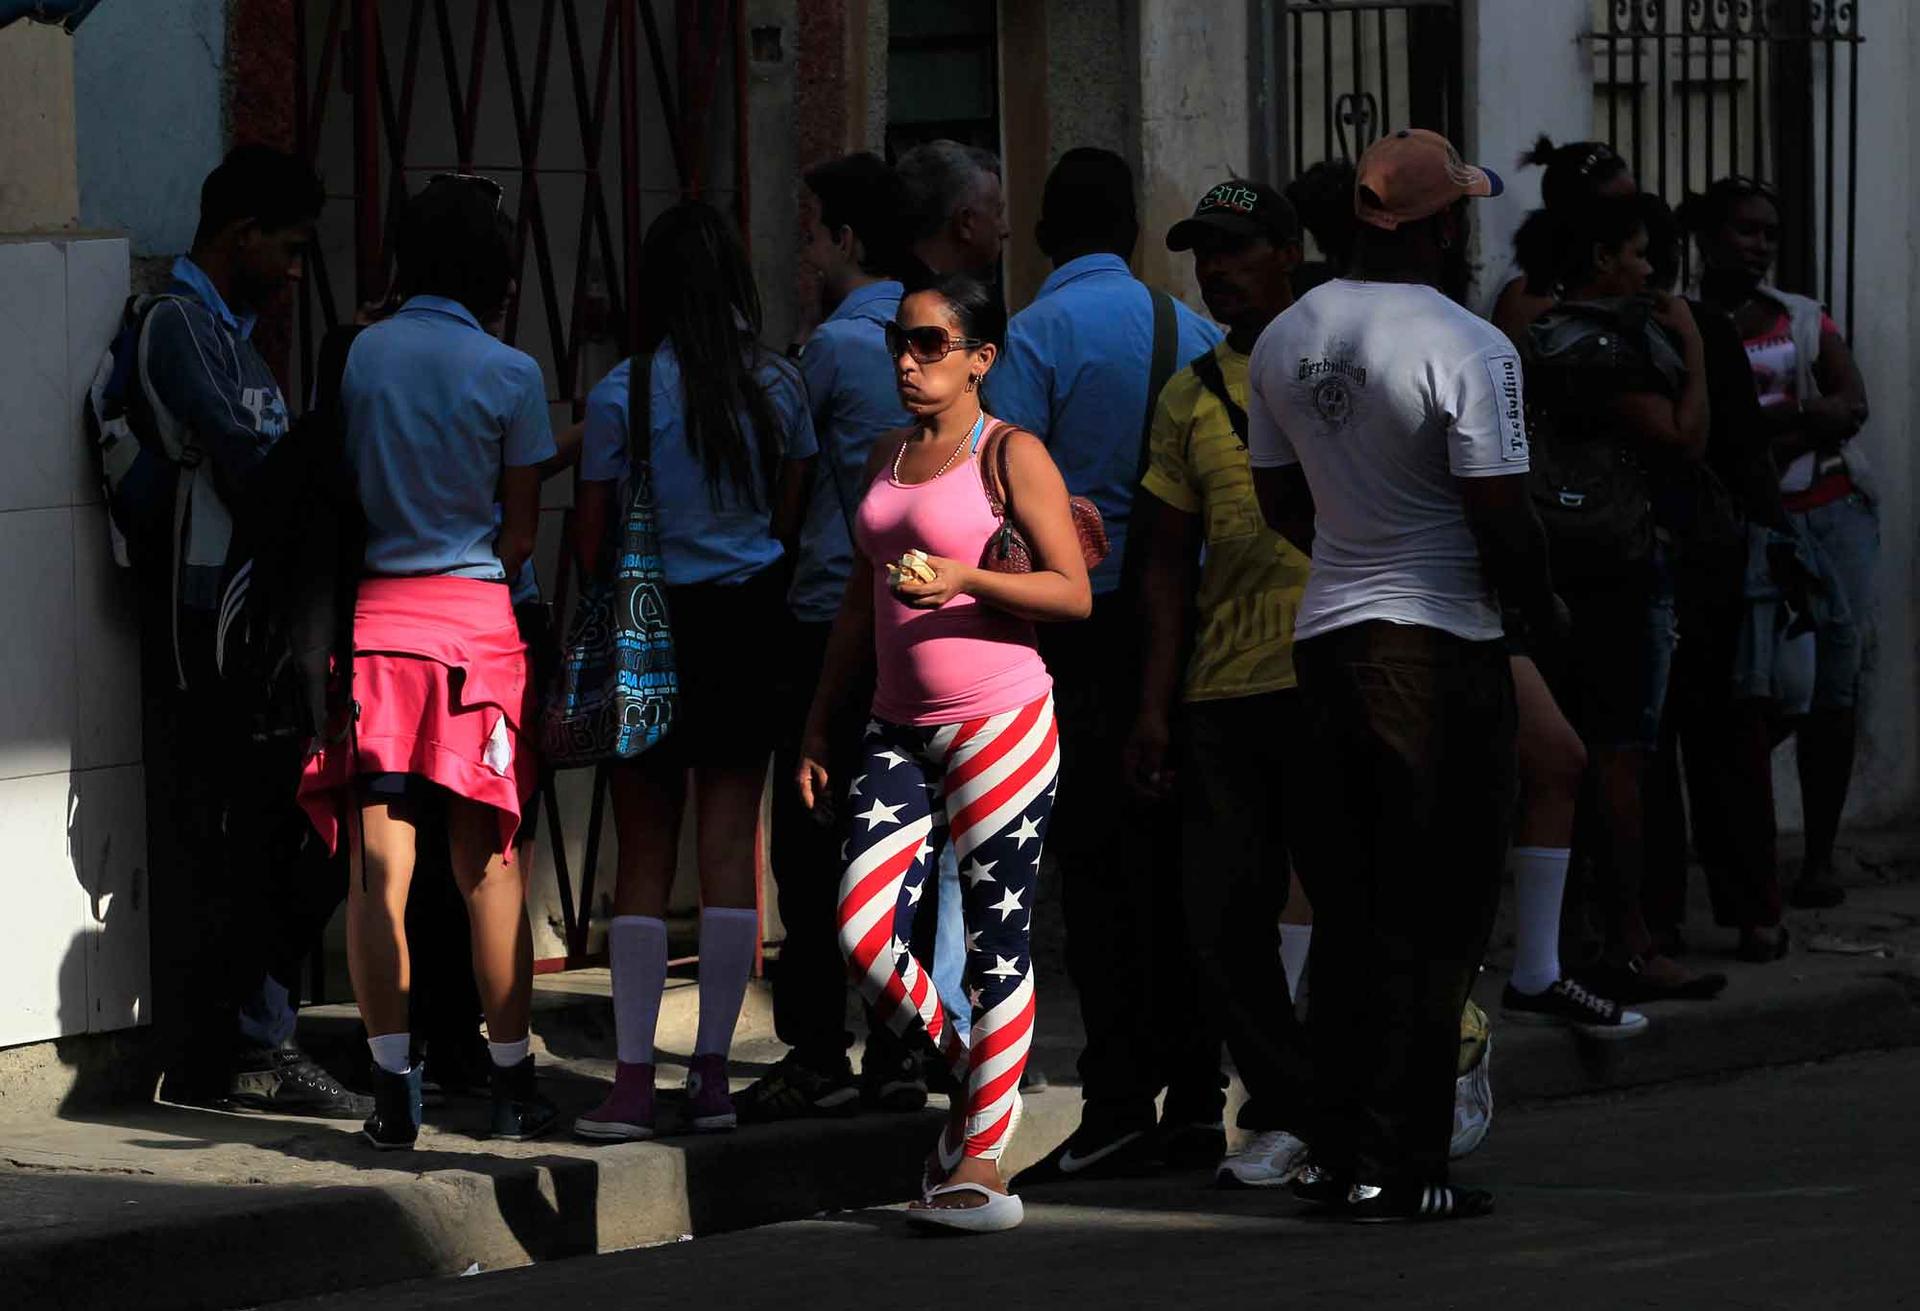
[967,375,980,391]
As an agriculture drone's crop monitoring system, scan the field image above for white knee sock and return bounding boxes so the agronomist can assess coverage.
[367,1031,412,1075]
[609,915,669,1066]
[486,1037,530,1069]
[1279,923,1313,1003]
[695,907,760,1058]
[1509,845,1571,995]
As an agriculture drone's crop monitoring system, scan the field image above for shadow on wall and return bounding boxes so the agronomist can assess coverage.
[54,721,161,1115]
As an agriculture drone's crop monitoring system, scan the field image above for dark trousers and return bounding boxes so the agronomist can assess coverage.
[1293,622,1515,1185]
[142,606,345,1093]
[1040,591,1220,1122]
[768,619,861,1067]
[1645,583,1782,937]
[1181,691,1314,1133]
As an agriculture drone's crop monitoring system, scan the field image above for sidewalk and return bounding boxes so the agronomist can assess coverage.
[3,831,1916,1310]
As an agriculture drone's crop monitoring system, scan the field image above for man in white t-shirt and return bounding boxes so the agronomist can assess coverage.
[1247,129,1563,1223]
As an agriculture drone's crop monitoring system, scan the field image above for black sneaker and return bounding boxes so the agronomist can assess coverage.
[1502,979,1649,1040]
[230,1043,376,1120]
[488,1055,559,1142]
[859,1048,929,1112]
[1346,1180,1494,1224]
[1289,1159,1352,1211]
[362,1065,423,1151]
[1010,1107,1160,1188]
[1158,1116,1227,1170]
[733,1052,861,1124]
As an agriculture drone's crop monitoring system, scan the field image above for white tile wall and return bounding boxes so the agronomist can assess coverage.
[65,237,129,508]
[0,236,144,1047]
[0,240,71,514]
[0,771,90,1047]
[72,763,147,1033]
[0,505,76,782]
[72,503,142,771]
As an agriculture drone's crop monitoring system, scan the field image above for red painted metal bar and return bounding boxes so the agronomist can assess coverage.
[638,0,688,190]
[352,0,384,303]
[619,0,644,351]
[732,0,750,241]
[462,0,494,170]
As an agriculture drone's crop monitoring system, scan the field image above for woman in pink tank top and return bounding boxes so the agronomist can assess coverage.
[797,275,1090,1232]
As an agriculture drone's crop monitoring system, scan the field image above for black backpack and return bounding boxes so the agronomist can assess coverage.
[243,325,366,743]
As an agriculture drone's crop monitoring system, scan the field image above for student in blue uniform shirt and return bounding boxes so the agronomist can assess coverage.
[133,146,371,1122]
[572,200,817,1142]
[995,149,1229,1188]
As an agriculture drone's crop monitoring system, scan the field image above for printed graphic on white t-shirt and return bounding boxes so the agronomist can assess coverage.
[1247,279,1526,643]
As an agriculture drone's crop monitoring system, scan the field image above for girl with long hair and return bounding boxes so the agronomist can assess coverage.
[800,274,1090,1231]
[571,200,817,1141]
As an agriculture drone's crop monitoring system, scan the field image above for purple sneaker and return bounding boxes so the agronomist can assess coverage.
[573,1061,656,1142]
[686,1054,737,1133]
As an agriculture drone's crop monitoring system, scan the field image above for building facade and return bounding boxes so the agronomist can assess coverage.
[0,0,1913,1070]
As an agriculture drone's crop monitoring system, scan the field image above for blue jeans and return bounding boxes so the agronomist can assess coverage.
[928,843,970,1043]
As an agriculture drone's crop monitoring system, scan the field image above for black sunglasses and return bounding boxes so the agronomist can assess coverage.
[884,321,984,364]
[429,171,505,211]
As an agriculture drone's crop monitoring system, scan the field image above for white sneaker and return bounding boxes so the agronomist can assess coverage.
[1450,1036,1493,1160]
[1215,1129,1311,1189]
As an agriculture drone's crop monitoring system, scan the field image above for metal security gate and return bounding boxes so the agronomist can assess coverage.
[1591,0,1865,333]
[1269,0,1464,179]
[293,0,754,970]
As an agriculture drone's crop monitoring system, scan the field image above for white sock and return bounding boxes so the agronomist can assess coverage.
[1279,923,1313,1003]
[486,1037,531,1069]
[610,915,669,1066]
[1509,845,1571,995]
[367,1031,411,1075]
[695,907,760,1058]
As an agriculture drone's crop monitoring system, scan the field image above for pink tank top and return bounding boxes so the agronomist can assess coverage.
[855,417,1053,726]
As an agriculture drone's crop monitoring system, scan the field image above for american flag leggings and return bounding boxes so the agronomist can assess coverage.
[836,693,1059,1162]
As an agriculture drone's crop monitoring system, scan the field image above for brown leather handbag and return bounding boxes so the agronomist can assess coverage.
[978,420,1110,574]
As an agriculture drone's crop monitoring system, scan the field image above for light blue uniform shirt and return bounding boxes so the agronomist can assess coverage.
[581,341,817,587]
[990,254,1223,593]
[342,296,556,581]
[790,279,909,623]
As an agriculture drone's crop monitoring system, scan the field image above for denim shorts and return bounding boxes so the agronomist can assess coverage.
[1739,493,1877,712]
[1791,493,1877,710]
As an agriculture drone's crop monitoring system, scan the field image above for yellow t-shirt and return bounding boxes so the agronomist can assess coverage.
[1140,342,1312,701]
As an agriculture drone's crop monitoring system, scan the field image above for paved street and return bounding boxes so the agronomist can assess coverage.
[275,1049,1920,1311]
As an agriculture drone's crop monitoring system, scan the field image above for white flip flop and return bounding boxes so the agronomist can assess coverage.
[905,1182,1025,1233]
[922,1124,965,1201]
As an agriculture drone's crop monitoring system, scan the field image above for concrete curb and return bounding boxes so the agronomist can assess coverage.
[4,961,1917,1310]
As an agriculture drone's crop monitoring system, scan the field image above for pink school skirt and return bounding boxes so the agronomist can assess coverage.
[299,576,537,860]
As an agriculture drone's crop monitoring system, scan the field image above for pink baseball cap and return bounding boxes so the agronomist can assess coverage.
[1354,128,1503,231]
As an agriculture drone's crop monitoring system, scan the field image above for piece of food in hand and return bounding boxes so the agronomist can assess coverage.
[895,550,937,584]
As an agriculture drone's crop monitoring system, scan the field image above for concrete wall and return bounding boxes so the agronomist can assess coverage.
[0,19,146,1052]
[72,0,226,257]
[1803,0,1918,825]
[1462,0,1592,309]
[0,20,80,231]
[1134,0,1249,306]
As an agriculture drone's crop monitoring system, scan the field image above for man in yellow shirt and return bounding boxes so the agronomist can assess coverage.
[1125,178,1316,1189]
